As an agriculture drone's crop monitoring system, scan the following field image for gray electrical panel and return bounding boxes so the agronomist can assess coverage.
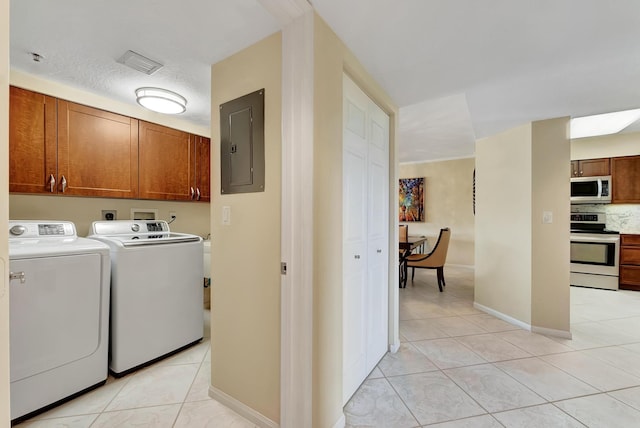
[220,89,265,194]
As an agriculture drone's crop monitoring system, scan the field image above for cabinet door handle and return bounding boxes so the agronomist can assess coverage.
[580,171,583,176]
[190,187,195,199]
[49,174,56,193]
[9,271,26,284]
[196,187,201,201]
[60,175,67,193]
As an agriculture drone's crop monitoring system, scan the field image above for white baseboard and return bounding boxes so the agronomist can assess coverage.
[209,385,278,428]
[332,413,346,428]
[532,325,572,339]
[474,302,572,339]
[473,302,532,331]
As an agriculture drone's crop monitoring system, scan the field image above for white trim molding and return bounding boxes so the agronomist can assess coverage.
[209,386,278,428]
[473,302,532,331]
[532,325,572,339]
[279,10,315,428]
[474,302,572,339]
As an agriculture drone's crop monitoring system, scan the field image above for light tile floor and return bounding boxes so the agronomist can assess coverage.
[345,266,640,428]
[19,268,640,427]
[17,310,258,428]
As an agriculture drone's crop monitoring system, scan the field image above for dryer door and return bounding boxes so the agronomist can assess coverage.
[9,253,103,381]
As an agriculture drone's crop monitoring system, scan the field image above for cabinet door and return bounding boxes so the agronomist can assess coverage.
[579,158,610,177]
[58,101,139,198]
[570,160,579,177]
[139,121,193,200]
[194,136,210,202]
[9,86,57,193]
[612,156,640,203]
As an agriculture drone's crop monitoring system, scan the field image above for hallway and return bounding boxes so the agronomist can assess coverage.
[345,266,640,427]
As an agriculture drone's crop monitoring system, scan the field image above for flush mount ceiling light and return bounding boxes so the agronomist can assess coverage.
[135,87,187,114]
[570,108,640,139]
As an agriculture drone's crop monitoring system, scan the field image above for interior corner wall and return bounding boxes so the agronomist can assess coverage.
[312,12,398,428]
[210,32,282,423]
[475,124,533,324]
[531,118,570,333]
[1,0,11,423]
[400,158,475,267]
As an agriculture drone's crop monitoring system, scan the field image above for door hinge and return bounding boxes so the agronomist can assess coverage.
[281,262,287,275]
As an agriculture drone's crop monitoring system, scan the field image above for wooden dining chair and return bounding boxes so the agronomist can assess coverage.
[405,228,451,292]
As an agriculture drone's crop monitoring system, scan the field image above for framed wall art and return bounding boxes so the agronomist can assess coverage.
[399,177,424,222]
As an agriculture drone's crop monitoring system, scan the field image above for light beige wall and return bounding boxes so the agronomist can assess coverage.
[571,131,640,160]
[475,124,533,323]
[9,195,209,237]
[313,14,398,428]
[210,32,282,423]
[1,0,11,423]
[531,118,570,333]
[400,158,475,266]
[10,70,209,137]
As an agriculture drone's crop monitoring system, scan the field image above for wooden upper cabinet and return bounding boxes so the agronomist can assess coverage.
[9,86,58,193]
[571,158,610,177]
[612,155,640,203]
[194,136,210,202]
[57,100,139,198]
[139,121,193,200]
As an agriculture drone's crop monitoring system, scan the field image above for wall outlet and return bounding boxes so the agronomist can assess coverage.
[169,211,177,219]
[102,210,117,221]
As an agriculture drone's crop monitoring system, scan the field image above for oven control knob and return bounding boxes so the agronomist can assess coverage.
[9,225,26,236]
[131,224,140,232]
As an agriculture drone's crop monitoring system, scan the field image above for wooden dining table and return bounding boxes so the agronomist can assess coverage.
[399,235,430,288]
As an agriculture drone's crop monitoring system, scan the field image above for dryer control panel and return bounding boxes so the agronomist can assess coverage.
[9,222,76,238]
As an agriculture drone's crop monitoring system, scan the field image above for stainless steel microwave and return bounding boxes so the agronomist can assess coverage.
[570,175,611,204]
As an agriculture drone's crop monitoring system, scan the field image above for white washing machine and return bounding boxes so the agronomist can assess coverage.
[8,221,110,422]
[88,220,203,376]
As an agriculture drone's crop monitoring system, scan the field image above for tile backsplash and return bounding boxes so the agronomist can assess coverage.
[571,204,640,234]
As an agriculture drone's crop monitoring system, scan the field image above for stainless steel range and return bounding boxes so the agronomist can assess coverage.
[570,213,620,290]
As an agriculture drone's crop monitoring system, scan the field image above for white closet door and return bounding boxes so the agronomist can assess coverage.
[366,102,389,371]
[343,74,390,404]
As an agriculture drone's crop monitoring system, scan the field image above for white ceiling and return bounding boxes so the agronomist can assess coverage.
[10,0,640,163]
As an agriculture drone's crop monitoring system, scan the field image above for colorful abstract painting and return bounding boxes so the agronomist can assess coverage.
[399,178,424,222]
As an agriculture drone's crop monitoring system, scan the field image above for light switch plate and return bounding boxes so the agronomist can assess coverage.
[222,206,231,225]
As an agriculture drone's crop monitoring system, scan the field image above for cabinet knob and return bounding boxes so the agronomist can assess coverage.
[60,175,67,193]
[190,187,195,199]
[196,187,201,201]
[49,174,56,193]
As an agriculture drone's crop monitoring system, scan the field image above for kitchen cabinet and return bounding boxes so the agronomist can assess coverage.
[9,86,57,193]
[620,234,640,291]
[139,121,209,201]
[571,158,610,177]
[612,155,640,203]
[57,100,139,198]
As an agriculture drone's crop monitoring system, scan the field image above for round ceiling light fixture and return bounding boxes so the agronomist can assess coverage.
[135,87,187,114]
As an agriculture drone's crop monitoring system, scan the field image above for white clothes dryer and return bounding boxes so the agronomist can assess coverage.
[8,221,110,422]
[88,220,203,376]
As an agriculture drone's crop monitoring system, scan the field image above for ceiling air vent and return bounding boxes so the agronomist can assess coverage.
[117,50,163,75]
